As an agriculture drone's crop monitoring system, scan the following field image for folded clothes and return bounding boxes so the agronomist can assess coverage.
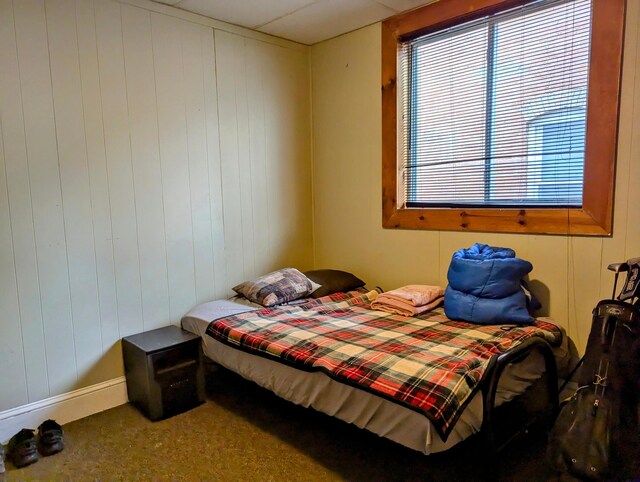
[372,295,444,317]
[379,284,444,306]
[371,284,445,316]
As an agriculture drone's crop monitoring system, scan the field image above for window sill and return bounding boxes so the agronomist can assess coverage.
[382,206,611,236]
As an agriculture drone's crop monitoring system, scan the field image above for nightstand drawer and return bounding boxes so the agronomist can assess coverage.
[160,372,200,418]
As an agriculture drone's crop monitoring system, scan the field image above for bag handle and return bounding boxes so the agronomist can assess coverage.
[600,313,617,353]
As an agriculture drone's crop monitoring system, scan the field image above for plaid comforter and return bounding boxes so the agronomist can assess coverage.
[206,290,562,439]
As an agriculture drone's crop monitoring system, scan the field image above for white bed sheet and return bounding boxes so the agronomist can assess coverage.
[181,299,569,455]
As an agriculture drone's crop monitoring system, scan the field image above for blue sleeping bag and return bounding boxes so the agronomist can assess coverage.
[444,243,537,325]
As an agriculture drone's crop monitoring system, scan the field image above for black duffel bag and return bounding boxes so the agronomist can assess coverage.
[549,385,611,479]
[549,299,640,480]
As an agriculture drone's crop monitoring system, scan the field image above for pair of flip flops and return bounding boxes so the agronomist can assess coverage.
[6,420,64,468]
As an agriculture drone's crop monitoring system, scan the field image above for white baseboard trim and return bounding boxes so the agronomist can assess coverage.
[0,377,128,443]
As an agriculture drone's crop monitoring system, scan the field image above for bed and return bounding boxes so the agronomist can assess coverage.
[181,289,569,455]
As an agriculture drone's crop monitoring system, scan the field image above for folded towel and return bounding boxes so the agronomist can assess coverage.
[371,296,444,317]
[378,285,444,306]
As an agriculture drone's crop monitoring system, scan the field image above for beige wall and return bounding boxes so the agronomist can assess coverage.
[310,0,640,355]
[0,0,312,411]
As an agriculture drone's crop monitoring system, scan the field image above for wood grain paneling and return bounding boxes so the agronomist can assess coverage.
[233,36,258,284]
[182,22,217,306]
[201,27,228,301]
[0,0,49,404]
[75,1,121,385]
[152,12,198,324]
[0,0,312,412]
[121,5,171,331]
[95,0,144,340]
[0,119,28,410]
[245,41,270,277]
[46,0,103,383]
[14,0,77,396]
[215,31,250,289]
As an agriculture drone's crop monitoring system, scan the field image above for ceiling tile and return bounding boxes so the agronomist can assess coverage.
[258,0,395,45]
[174,0,317,29]
[154,0,182,5]
[376,0,437,13]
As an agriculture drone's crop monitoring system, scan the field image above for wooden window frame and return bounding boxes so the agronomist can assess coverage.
[382,0,626,235]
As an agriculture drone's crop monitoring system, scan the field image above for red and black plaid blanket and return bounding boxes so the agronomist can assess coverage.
[206,290,562,439]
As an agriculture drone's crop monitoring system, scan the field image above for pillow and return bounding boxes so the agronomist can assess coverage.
[233,268,320,307]
[304,269,366,298]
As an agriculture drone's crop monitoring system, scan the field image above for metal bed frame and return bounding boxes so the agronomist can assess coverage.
[481,337,559,456]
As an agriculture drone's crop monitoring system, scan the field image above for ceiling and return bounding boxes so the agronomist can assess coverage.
[152,0,435,45]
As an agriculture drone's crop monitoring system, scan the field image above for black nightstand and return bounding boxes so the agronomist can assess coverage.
[122,325,205,421]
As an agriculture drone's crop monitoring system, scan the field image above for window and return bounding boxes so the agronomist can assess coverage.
[402,0,591,208]
[382,0,625,235]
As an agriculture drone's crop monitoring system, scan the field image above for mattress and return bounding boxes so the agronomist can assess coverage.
[181,298,569,455]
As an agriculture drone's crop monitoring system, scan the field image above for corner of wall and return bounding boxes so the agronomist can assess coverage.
[308,46,317,269]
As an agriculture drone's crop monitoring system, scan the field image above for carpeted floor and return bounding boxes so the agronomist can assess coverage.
[2,368,556,481]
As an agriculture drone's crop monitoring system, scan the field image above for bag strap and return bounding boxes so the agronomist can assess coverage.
[591,314,616,413]
[592,356,609,414]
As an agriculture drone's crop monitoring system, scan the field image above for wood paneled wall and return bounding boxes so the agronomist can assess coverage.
[0,0,312,411]
[310,1,640,355]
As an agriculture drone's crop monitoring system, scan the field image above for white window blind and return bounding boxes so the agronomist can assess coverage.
[399,0,592,208]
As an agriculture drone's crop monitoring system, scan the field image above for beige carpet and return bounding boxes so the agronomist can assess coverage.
[2,369,554,481]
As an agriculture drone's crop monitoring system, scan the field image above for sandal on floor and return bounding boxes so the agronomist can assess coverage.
[7,429,38,468]
[38,419,64,456]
